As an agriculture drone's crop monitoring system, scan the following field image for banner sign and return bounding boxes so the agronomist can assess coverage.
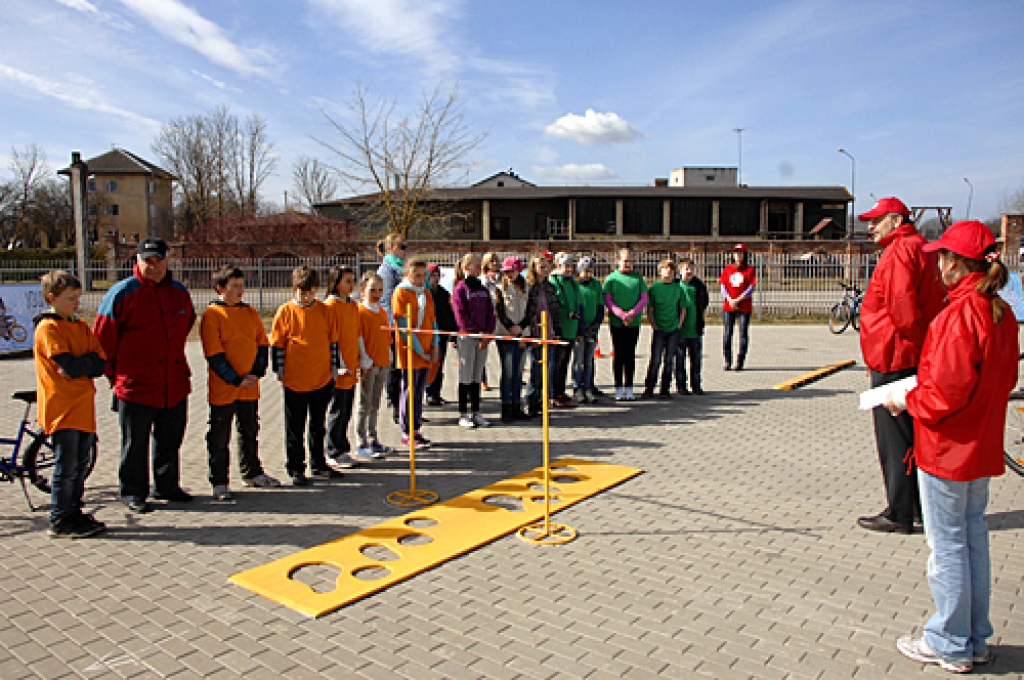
[0,284,46,354]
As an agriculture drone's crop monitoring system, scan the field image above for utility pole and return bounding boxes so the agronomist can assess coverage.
[733,128,745,185]
[69,152,89,287]
[838,148,855,239]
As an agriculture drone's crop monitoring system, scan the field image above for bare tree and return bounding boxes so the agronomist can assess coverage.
[152,105,277,230]
[314,82,485,239]
[291,156,339,212]
[1002,184,1024,215]
[8,145,49,244]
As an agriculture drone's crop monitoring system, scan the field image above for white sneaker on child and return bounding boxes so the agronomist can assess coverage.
[471,413,490,428]
[458,415,477,429]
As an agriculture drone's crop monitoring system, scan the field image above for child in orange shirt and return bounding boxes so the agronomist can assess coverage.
[392,257,438,449]
[355,272,393,458]
[200,266,279,501]
[34,270,107,538]
[325,265,361,468]
[270,266,343,486]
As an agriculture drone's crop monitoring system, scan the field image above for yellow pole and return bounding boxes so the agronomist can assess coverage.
[541,311,551,537]
[407,303,416,493]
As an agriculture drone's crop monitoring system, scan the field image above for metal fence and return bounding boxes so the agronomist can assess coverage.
[2,250,1018,320]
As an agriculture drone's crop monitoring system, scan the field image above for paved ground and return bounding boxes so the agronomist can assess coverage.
[1,325,1023,679]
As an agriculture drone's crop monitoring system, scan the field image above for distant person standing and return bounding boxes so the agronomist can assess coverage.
[676,257,709,395]
[425,263,456,406]
[857,197,946,534]
[376,233,408,424]
[93,238,196,513]
[603,249,648,401]
[719,243,756,371]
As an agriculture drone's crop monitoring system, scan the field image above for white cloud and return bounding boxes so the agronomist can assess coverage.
[307,0,460,73]
[55,0,98,13]
[115,0,269,77]
[530,163,618,183]
[53,0,136,31]
[545,109,642,146]
[0,62,160,131]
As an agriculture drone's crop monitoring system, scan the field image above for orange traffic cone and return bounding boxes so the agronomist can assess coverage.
[595,343,613,359]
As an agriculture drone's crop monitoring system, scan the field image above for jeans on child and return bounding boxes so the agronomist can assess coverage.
[49,429,94,522]
[676,336,703,391]
[918,468,993,665]
[644,329,679,393]
[574,336,597,393]
[399,367,429,435]
[497,340,528,404]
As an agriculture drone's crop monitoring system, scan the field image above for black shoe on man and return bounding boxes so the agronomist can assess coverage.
[152,488,193,503]
[857,513,912,535]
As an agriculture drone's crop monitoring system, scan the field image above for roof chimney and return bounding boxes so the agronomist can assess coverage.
[654,178,668,187]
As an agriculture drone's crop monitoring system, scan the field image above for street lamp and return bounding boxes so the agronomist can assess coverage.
[733,128,745,186]
[838,147,855,238]
[964,177,974,219]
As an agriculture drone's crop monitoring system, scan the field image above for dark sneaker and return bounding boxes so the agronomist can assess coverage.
[290,472,309,487]
[121,497,151,513]
[692,387,705,395]
[73,513,107,537]
[310,468,344,480]
[640,390,654,400]
[49,516,99,539]
[658,392,672,400]
[857,513,912,535]
[677,387,691,395]
[590,387,606,397]
[152,488,193,503]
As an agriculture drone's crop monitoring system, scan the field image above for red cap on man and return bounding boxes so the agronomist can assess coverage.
[922,220,998,260]
[733,243,748,252]
[858,197,911,222]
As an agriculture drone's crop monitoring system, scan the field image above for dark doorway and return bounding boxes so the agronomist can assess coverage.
[533,213,547,239]
[492,216,511,240]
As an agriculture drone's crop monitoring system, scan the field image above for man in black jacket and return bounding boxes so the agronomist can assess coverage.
[425,264,457,406]
[675,258,710,395]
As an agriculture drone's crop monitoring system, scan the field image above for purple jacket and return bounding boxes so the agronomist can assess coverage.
[452,276,496,335]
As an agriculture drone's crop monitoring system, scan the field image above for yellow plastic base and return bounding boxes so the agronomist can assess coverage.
[774,359,856,390]
[229,458,642,617]
[518,521,578,545]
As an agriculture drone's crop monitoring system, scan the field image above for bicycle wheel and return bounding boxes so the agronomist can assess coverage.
[1007,451,1024,477]
[10,323,28,343]
[851,306,860,332]
[828,301,851,334]
[21,432,54,493]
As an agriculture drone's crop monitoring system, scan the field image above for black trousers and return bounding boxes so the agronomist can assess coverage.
[207,400,262,487]
[386,346,401,413]
[426,341,449,399]
[610,326,640,388]
[118,398,187,501]
[327,386,355,459]
[284,381,333,475]
[871,368,921,525]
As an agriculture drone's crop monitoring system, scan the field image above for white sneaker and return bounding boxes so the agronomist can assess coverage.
[212,485,233,501]
[243,474,280,488]
[472,413,491,428]
[625,387,636,401]
[615,387,625,401]
[458,415,477,429]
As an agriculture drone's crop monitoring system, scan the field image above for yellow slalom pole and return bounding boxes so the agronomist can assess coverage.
[386,302,437,507]
[518,310,576,545]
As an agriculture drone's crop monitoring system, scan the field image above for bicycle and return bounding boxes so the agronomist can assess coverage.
[828,282,863,335]
[0,390,98,511]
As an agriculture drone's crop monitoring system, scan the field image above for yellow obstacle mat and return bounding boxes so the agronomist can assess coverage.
[773,359,857,391]
[229,458,643,618]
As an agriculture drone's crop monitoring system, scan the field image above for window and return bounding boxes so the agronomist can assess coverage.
[149,181,155,194]
[87,205,98,217]
[149,204,156,218]
[87,179,96,193]
[496,181,504,187]
[706,175,716,182]
[105,179,118,193]
[105,204,120,217]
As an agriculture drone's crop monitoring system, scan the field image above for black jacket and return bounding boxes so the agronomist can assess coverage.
[431,284,458,333]
[690,276,710,336]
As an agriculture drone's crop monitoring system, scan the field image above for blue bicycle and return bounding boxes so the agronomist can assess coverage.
[829,282,863,334]
[0,391,98,511]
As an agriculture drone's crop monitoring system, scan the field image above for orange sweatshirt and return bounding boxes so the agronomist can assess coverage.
[34,313,106,434]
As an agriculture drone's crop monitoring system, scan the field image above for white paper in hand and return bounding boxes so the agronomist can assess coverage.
[859,375,917,410]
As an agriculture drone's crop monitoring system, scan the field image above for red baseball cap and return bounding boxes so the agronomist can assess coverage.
[540,250,555,260]
[733,243,748,252]
[427,263,440,275]
[858,196,911,222]
[922,220,997,260]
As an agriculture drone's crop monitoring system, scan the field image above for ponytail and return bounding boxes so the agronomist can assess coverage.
[454,253,478,284]
[454,261,465,283]
[962,251,1009,324]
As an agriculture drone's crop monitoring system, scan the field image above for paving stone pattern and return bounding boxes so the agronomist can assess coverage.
[1,325,1023,679]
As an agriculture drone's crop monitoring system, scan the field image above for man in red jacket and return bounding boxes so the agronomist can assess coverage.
[857,197,945,534]
[93,238,196,513]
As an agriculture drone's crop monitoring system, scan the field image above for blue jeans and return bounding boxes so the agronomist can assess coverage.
[574,336,597,393]
[723,311,751,366]
[497,340,528,404]
[675,336,703,391]
[49,429,94,522]
[918,468,992,664]
[644,329,679,393]
[399,368,428,435]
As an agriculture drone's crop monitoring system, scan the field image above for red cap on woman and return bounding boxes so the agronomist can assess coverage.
[922,220,997,260]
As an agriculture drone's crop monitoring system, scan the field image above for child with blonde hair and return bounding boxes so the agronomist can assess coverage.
[453,252,496,428]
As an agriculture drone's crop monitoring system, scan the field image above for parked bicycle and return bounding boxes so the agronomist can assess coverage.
[0,297,28,343]
[828,282,863,334]
[0,391,98,511]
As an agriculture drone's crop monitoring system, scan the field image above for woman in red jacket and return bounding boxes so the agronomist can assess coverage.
[884,220,1018,674]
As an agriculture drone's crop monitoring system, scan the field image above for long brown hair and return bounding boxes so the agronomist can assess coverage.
[957,251,1010,323]
[526,256,548,287]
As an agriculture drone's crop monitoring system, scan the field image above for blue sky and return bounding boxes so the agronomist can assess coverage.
[1,0,1022,220]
